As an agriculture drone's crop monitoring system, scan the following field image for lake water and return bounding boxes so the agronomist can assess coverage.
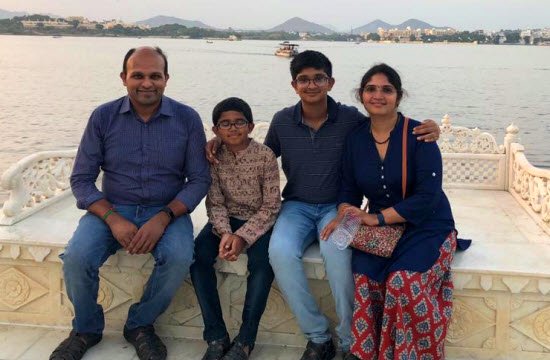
[1,35,549,203]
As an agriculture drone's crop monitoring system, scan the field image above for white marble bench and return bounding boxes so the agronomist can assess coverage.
[1,116,549,359]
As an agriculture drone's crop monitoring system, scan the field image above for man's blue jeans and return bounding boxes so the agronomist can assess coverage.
[59,205,194,335]
[268,201,354,351]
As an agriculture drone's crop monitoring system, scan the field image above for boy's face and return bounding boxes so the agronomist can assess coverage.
[291,67,335,105]
[212,111,254,148]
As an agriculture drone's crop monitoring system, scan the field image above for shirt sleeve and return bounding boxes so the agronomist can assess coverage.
[337,135,363,208]
[174,111,211,212]
[205,164,232,236]
[70,108,106,210]
[263,118,281,157]
[393,141,443,226]
[234,150,281,246]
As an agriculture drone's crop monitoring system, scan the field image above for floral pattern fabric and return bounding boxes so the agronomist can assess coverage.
[350,231,457,360]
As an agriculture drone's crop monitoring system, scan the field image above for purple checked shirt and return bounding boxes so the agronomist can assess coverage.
[70,95,211,212]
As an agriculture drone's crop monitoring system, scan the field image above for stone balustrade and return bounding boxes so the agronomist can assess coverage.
[1,116,550,359]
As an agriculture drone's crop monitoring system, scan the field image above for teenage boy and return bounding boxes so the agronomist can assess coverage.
[206,51,439,360]
[191,97,281,360]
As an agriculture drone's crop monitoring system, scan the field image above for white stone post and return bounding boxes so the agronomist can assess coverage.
[504,123,519,191]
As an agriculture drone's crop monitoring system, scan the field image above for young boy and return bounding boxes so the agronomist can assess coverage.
[190,97,281,360]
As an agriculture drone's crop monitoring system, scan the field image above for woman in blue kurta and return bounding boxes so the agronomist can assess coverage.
[322,64,465,360]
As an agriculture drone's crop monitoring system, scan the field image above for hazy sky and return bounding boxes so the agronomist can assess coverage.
[1,0,548,31]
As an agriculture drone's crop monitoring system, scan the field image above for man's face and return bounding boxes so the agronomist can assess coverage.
[120,50,169,108]
[291,67,334,105]
[212,111,254,148]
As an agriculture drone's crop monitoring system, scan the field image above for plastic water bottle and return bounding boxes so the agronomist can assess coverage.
[329,212,362,250]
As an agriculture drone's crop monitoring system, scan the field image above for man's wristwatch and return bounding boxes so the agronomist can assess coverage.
[159,206,176,224]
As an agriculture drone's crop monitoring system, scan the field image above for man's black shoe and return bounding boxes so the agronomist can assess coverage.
[342,352,361,360]
[300,340,336,360]
[201,335,231,360]
[221,341,254,360]
[124,325,167,360]
[49,330,102,360]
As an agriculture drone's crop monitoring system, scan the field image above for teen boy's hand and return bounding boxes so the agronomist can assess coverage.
[205,136,222,164]
[413,119,440,142]
[219,234,246,261]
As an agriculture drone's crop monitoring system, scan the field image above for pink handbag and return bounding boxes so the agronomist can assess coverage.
[349,117,409,258]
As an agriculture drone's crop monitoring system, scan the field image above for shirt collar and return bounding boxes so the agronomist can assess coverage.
[293,95,339,125]
[220,139,256,160]
[119,95,174,118]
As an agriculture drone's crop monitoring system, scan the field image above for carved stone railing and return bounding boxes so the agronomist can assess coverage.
[438,114,512,190]
[509,142,550,236]
[0,150,77,225]
[439,114,505,155]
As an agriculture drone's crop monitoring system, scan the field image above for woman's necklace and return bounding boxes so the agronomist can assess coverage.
[370,127,391,144]
[370,116,399,145]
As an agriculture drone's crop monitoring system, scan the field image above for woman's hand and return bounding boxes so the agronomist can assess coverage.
[320,217,340,241]
[320,203,353,241]
[344,206,379,226]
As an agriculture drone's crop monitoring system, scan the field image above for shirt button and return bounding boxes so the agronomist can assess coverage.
[381,175,384,179]
[381,166,384,170]
[432,172,436,177]
[386,194,390,198]
[383,185,387,189]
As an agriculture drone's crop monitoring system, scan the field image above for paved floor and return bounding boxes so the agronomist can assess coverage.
[0,325,339,360]
[0,325,487,360]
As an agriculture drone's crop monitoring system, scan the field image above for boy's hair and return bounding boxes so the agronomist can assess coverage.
[290,50,332,80]
[212,97,253,126]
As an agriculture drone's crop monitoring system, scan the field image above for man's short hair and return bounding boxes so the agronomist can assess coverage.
[290,50,332,80]
[122,47,168,75]
[212,97,253,126]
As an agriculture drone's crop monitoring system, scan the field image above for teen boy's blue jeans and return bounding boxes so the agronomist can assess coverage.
[59,204,194,334]
[268,201,354,351]
[190,218,274,346]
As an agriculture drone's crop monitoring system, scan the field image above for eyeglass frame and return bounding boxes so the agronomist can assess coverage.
[294,75,331,87]
[216,119,250,130]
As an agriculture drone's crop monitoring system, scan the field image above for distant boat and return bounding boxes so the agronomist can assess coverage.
[52,35,62,38]
[206,40,213,44]
[275,41,299,57]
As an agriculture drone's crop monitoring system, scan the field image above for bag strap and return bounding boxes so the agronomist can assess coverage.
[402,117,409,199]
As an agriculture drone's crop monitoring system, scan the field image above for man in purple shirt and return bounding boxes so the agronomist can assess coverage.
[50,47,210,360]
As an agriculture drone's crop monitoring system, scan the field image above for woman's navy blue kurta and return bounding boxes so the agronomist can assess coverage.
[337,114,456,282]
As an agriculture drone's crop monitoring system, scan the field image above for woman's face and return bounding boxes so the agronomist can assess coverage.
[361,73,399,117]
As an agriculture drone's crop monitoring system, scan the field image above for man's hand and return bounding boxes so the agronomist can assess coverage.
[105,213,138,249]
[219,234,246,261]
[413,119,440,142]
[127,212,170,255]
[205,137,222,164]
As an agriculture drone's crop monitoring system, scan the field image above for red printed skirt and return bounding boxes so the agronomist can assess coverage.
[350,231,457,360]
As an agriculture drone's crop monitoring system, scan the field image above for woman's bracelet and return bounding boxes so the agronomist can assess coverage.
[377,213,386,226]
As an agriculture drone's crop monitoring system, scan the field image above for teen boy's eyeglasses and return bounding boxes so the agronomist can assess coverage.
[217,119,249,130]
[295,75,330,87]
[362,85,396,95]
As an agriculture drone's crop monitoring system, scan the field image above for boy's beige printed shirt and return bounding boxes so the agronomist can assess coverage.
[206,139,281,246]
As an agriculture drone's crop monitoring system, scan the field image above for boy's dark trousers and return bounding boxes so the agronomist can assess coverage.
[190,218,274,346]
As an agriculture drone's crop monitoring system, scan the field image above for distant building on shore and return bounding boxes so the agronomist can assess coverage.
[424,28,457,36]
[377,26,422,42]
[21,19,72,29]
